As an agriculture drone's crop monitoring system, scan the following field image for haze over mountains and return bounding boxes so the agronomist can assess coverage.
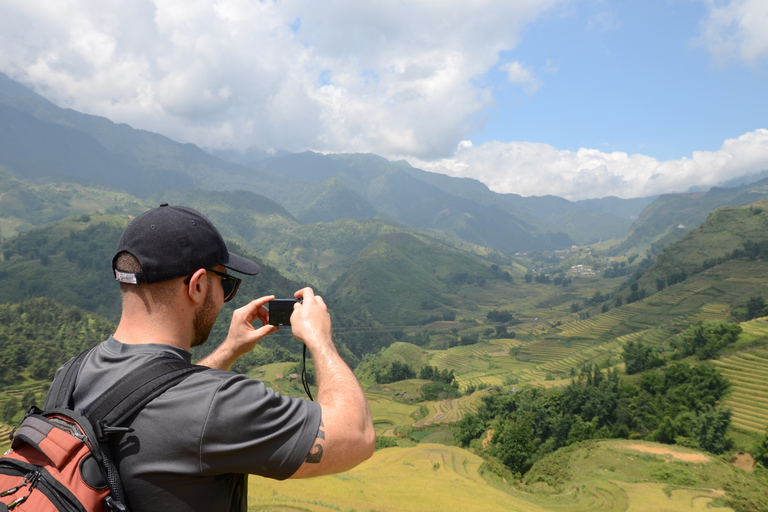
[0,72,634,251]
[4,71,768,261]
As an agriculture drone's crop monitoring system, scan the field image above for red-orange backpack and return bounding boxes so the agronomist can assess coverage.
[0,350,203,511]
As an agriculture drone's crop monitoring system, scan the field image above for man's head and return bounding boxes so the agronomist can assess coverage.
[112,204,260,347]
[112,203,259,284]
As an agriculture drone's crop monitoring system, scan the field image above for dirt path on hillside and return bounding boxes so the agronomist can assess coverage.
[623,443,710,463]
[733,452,755,472]
[482,429,494,449]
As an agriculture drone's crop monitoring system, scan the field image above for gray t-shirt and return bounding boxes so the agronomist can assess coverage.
[63,336,322,512]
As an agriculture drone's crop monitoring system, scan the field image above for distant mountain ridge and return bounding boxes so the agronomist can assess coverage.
[2,72,766,257]
[0,72,640,253]
[609,179,768,256]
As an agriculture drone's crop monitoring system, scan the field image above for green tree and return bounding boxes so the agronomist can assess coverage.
[622,340,664,375]
[691,406,731,454]
[670,321,742,360]
[654,415,685,444]
[1,398,19,424]
[752,429,768,467]
[566,416,598,445]
[457,414,486,447]
[489,413,537,474]
[747,296,766,320]
[21,390,37,407]
[376,361,415,383]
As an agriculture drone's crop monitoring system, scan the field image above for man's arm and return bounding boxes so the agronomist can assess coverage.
[288,287,375,478]
[198,295,278,371]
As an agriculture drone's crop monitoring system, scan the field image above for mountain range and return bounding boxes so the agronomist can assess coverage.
[6,71,768,512]
[1,72,653,254]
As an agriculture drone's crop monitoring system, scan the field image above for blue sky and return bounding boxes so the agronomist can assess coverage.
[478,0,767,161]
[0,0,766,200]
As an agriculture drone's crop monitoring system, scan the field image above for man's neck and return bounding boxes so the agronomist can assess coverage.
[113,311,194,351]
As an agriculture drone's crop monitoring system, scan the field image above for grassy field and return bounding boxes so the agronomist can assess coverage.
[246,440,759,512]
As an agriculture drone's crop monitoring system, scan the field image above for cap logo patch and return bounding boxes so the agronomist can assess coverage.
[115,270,139,284]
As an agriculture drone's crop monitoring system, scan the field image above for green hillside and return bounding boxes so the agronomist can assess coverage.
[0,167,146,238]
[296,177,378,223]
[329,231,517,330]
[3,196,768,509]
[609,181,768,257]
[0,213,127,319]
[615,200,768,305]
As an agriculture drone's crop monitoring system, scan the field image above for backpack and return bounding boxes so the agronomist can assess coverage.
[0,349,205,512]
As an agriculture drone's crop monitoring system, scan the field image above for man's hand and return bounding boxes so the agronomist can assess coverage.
[290,287,333,351]
[199,295,279,371]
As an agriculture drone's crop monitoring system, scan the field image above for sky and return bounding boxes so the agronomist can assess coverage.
[0,0,766,200]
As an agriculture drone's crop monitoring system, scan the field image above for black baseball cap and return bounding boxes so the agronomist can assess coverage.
[112,204,259,284]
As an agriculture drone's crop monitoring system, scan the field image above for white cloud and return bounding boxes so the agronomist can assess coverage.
[500,61,542,94]
[698,0,768,66]
[586,10,622,32]
[407,129,768,200]
[0,0,564,158]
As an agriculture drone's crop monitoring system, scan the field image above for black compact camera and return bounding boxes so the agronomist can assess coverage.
[268,298,300,326]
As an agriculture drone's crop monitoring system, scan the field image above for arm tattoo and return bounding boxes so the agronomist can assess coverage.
[305,419,325,464]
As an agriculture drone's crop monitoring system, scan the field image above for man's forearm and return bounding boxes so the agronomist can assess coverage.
[313,343,368,408]
[311,341,374,447]
[197,342,239,370]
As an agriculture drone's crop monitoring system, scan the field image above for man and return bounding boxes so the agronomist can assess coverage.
[63,204,375,511]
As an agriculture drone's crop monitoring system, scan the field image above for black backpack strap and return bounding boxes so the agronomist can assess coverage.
[65,355,206,511]
[84,359,207,427]
[82,358,206,512]
[44,349,93,410]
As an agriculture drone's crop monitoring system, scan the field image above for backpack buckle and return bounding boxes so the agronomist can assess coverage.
[104,496,128,512]
[8,406,42,441]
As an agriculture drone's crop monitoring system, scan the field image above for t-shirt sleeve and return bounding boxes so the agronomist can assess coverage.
[198,372,322,480]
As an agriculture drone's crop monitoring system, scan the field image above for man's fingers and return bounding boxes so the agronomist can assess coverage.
[234,296,274,323]
[253,323,279,338]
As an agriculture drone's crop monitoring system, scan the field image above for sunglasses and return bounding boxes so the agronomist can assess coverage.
[185,268,242,302]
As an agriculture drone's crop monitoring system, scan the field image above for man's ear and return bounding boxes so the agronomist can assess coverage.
[185,268,209,304]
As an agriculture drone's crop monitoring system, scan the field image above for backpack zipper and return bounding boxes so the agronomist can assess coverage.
[35,472,85,512]
[0,461,86,512]
[0,470,39,510]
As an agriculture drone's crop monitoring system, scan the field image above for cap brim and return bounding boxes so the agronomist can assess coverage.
[225,253,260,275]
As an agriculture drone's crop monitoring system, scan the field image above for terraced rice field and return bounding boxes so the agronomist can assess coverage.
[536,339,625,377]
[555,281,711,342]
[691,302,731,323]
[740,317,768,341]
[643,282,712,308]
[413,393,484,427]
[366,390,421,436]
[247,441,738,512]
[429,339,517,368]
[455,370,510,389]
[247,444,552,512]
[0,423,11,451]
[555,309,630,339]
[713,349,768,432]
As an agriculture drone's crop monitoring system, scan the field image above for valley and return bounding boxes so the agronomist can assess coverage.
[2,72,768,510]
